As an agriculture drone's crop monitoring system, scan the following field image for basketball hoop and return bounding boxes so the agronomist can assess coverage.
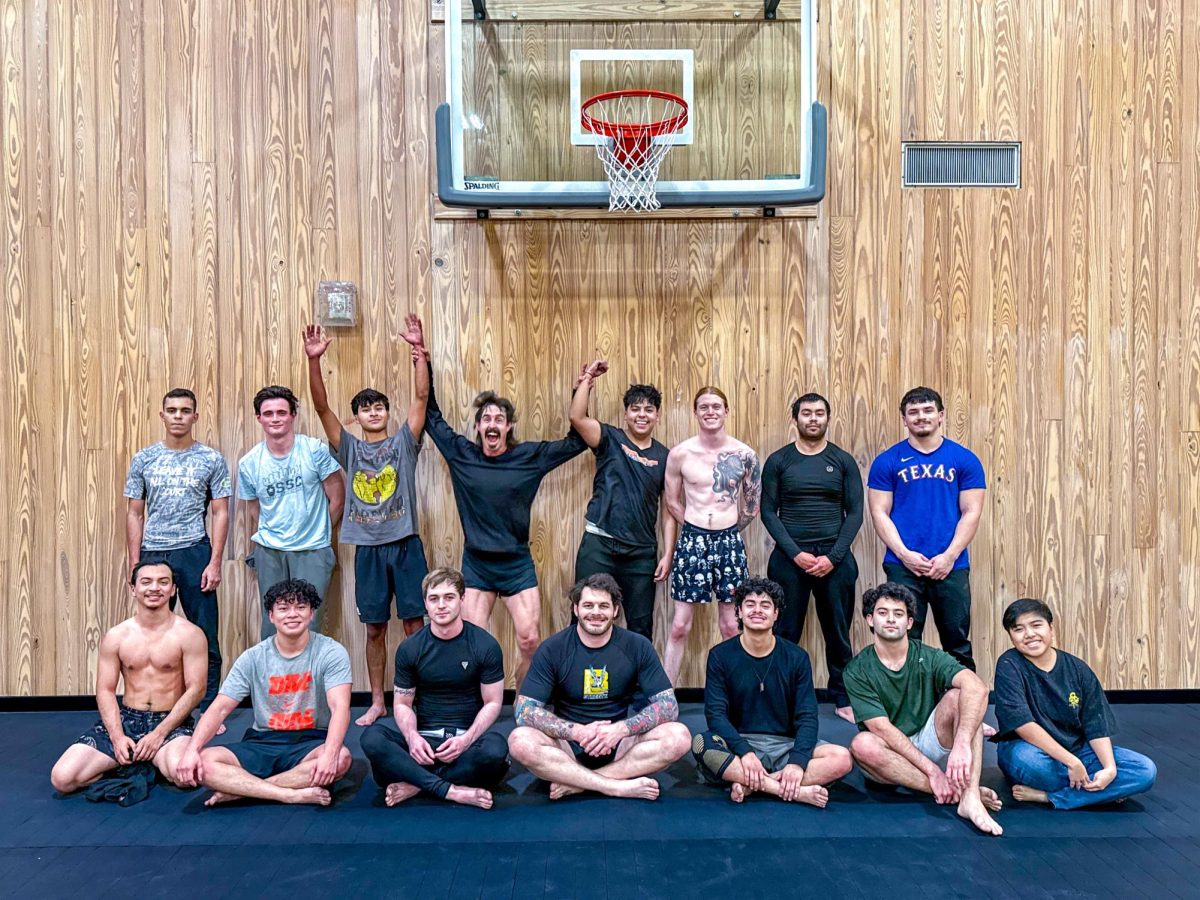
[581,89,689,213]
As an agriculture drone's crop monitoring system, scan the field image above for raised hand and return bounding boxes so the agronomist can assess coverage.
[400,313,426,351]
[302,324,332,359]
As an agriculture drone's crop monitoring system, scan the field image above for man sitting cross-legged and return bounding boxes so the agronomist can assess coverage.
[360,567,510,809]
[992,597,1156,809]
[693,577,853,806]
[507,573,691,800]
[845,582,1003,836]
[174,579,353,806]
[51,561,207,794]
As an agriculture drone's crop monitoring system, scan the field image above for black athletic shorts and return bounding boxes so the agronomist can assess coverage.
[354,535,429,623]
[569,741,618,771]
[461,547,538,596]
[229,727,327,778]
[670,522,748,603]
[74,703,194,762]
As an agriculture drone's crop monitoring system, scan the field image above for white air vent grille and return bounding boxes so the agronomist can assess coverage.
[902,142,1021,188]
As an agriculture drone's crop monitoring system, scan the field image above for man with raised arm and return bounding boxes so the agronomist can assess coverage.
[423,359,587,688]
[507,574,691,800]
[762,392,863,722]
[238,385,345,637]
[662,386,762,685]
[50,561,207,794]
[569,359,675,643]
[124,388,231,712]
[174,579,353,807]
[360,567,509,809]
[303,314,430,726]
[867,386,985,669]
[693,577,853,805]
[992,598,1156,809]
[844,582,1003,836]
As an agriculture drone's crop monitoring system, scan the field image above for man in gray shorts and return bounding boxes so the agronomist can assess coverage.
[693,577,852,805]
[844,582,1003,835]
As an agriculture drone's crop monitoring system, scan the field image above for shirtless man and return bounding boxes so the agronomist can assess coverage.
[50,561,208,794]
[662,387,762,684]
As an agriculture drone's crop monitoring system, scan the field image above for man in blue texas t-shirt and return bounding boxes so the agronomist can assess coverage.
[866,386,985,669]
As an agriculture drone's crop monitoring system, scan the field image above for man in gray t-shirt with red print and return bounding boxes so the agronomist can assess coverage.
[304,314,431,727]
[175,579,353,807]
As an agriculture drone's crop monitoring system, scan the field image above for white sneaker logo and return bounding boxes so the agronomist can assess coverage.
[900,456,914,462]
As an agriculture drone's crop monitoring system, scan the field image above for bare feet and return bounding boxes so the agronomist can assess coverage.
[355,704,386,727]
[204,790,238,807]
[446,786,493,809]
[982,722,997,738]
[1011,784,1049,804]
[612,777,660,800]
[385,782,420,807]
[549,782,583,800]
[958,793,1003,836]
[835,706,856,724]
[979,786,1004,812]
[792,785,829,808]
[215,723,226,737]
[285,787,332,806]
[730,783,751,803]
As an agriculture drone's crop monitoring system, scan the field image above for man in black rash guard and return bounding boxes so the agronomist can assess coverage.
[762,392,863,722]
[424,360,587,688]
[569,359,675,643]
[359,567,508,809]
[693,577,852,805]
[507,574,691,800]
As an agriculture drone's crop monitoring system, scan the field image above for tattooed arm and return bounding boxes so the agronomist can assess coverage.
[393,686,437,765]
[620,689,679,735]
[514,694,580,741]
[737,451,762,530]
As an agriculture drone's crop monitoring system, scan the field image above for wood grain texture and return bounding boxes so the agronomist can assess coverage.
[0,0,1198,692]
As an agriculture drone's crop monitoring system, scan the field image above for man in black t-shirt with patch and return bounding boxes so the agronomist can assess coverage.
[508,574,691,800]
[569,360,674,643]
[694,577,853,805]
[762,392,863,722]
[360,567,509,809]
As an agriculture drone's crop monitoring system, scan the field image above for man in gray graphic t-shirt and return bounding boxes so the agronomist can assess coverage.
[124,388,231,709]
[304,315,431,727]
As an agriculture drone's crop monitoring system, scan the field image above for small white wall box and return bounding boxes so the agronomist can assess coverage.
[315,281,358,327]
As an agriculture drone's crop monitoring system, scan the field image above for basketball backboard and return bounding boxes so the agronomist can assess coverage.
[435,0,826,211]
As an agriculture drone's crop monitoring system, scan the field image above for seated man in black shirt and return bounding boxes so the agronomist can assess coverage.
[693,577,852,805]
[992,598,1156,809]
[507,574,691,800]
[360,567,509,809]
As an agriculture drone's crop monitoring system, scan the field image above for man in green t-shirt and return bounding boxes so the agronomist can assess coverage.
[843,582,1002,836]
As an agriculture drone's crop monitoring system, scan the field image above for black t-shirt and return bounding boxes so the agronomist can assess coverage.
[761,441,863,564]
[393,622,505,730]
[425,364,587,553]
[522,625,672,724]
[703,636,819,767]
[584,424,669,547]
[992,648,1116,754]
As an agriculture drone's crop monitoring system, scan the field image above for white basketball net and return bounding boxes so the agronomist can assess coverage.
[584,92,687,213]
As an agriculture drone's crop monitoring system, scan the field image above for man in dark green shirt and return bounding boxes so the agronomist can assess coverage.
[844,582,1002,835]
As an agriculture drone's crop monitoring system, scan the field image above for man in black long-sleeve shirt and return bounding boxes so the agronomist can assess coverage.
[762,392,863,722]
[693,577,852,805]
[424,361,587,688]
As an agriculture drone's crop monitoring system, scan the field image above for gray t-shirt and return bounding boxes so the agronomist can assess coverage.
[219,633,353,731]
[123,442,232,551]
[334,425,421,546]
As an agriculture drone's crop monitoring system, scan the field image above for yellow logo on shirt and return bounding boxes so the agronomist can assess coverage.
[1068,691,1080,709]
[353,465,398,505]
[583,667,609,698]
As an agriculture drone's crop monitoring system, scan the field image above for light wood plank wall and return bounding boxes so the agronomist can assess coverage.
[1,0,1197,694]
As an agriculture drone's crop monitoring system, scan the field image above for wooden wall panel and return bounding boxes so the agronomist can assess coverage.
[1,0,1198,693]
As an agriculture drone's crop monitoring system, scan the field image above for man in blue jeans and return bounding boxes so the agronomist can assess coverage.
[125,388,231,710]
[992,598,1156,809]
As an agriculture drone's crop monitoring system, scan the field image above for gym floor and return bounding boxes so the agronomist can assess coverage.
[2,703,1195,899]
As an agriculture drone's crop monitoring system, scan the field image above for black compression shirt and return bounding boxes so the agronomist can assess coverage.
[760,441,863,564]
